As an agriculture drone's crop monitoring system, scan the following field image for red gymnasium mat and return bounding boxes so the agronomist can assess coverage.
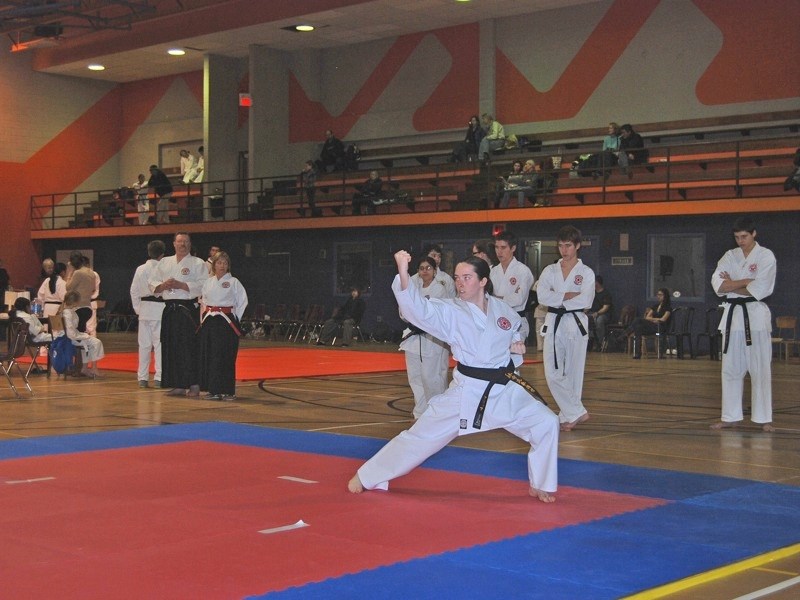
[96,348,541,380]
[0,441,664,598]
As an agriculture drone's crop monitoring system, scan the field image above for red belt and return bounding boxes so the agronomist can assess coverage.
[205,306,233,314]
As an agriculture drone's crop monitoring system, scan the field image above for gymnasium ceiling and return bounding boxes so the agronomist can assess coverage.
[3,0,595,82]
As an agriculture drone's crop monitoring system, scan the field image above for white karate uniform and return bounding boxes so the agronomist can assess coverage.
[17,312,55,343]
[131,258,165,382]
[63,308,105,363]
[490,257,534,339]
[133,181,149,225]
[711,242,776,424]
[200,273,248,320]
[434,270,456,298]
[150,255,208,300]
[86,271,101,337]
[400,273,454,418]
[37,276,66,318]
[357,275,559,494]
[537,259,595,425]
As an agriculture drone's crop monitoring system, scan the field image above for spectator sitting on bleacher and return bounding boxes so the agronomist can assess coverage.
[451,115,485,163]
[478,113,506,164]
[783,147,800,193]
[494,160,522,207]
[617,123,648,177]
[316,129,346,173]
[351,170,383,215]
[499,159,539,208]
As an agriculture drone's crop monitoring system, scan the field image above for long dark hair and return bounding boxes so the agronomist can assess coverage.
[49,262,67,294]
[656,287,672,311]
[459,256,494,296]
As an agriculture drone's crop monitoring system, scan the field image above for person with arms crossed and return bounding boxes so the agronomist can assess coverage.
[150,232,208,397]
[537,226,595,431]
[490,230,534,340]
[130,240,166,389]
[710,216,776,432]
[348,251,559,503]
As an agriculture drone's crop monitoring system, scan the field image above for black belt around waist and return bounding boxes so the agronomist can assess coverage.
[457,360,546,430]
[545,306,587,369]
[141,295,163,302]
[164,298,197,307]
[45,301,62,305]
[723,297,757,354]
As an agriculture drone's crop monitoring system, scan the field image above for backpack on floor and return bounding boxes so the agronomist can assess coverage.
[50,335,76,375]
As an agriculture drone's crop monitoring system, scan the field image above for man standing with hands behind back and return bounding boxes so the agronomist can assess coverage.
[150,232,208,397]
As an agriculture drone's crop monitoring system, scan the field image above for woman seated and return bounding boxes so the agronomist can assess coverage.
[499,159,539,208]
[623,288,672,359]
[62,291,105,378]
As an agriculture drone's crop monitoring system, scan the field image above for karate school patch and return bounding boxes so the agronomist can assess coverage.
[509,277,517,285]
[181,267,190,275]
[222,281,231,288]
[574,275,583,285]
[460,419,468,429]
[497,317,512,330]
[749,264,758,273]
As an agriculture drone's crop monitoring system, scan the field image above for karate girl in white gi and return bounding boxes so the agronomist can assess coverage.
[537,226,595,431]
[348,251,560,503]
[710,216,776,432]
[400,256,454,418]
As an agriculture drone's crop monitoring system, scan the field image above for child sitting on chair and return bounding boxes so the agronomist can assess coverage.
[62,291,105,378]
[10,297,56,343]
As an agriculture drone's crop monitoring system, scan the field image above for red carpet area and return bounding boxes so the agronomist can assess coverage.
[98,348,542,380]
[0,441,664,598]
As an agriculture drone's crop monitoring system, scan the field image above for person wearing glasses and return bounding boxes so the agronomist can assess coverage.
[400,255,455,418]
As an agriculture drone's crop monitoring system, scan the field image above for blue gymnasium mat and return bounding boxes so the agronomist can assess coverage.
[2,422,798,599]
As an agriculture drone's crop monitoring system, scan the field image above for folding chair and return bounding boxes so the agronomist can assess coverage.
[10,317,52,377]
[1,321,33,398]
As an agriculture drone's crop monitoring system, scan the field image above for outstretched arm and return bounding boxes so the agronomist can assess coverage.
[394,250,412,290]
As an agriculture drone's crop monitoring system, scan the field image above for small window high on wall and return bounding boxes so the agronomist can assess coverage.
[648,234,705,302]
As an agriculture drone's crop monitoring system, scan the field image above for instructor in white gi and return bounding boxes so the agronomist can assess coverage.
[348,251,560,503]
[711,216,776,432]
[537,226,595,431]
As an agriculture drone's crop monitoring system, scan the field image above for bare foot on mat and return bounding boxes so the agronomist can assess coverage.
[530,488,556,503]
[347,474,364,494]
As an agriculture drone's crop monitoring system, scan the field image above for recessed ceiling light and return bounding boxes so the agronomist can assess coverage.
[295,24,315,32]
[167,48,186,56]
[87,64,105,71]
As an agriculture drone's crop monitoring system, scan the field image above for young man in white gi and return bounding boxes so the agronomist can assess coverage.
[130,240,165,388]
[710,216,776,432]
[537,226,595,432]
[490,230,534,340]
[348,251,559,503]
[424,243,456,297]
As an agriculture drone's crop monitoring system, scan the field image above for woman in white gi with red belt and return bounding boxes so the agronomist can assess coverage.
[348,251,559,503]
[199,251,248,400]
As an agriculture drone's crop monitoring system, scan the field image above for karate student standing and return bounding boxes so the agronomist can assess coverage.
[130,240,166,388]
[710,216,776,432]
[537,226,595,432]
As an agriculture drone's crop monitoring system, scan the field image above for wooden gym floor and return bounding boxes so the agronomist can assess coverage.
[1,333,798,598]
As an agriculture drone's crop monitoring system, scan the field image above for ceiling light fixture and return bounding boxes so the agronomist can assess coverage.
[295,24,314,32]
[167,48,186,56]
[87,64,105,71]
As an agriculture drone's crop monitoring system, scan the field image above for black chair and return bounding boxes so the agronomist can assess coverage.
[2,321,33,398]
[696,307,723,360]
[663,306,695,359]
[601,304,636,352]
[10,318,52,377]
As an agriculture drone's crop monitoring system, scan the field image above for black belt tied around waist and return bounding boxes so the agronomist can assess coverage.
[723,297,757,354]
[545,306,587,369]
[456,360,546,430]
[44,301,62,305]
[140,295,163,302]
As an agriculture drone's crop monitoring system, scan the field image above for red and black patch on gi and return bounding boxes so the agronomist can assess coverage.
[497,317,512,330]
[222,281,231,288]
[181,268,190,275]
[749,264,758,273]
[574,275,583,285]
[509,277,517,286]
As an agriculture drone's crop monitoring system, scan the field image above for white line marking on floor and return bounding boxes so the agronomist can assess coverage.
[259,519,309,535]
[309,419,412,432]
[278,476,318,484]
[6,476,56,485]
[733,575,800,599]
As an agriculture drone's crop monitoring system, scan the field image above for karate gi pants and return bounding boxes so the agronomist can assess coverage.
[403,338,449,419]
[357,375,559,493]
[137,319,162,382]
[720,330,772,424]
[543,328,588,424]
